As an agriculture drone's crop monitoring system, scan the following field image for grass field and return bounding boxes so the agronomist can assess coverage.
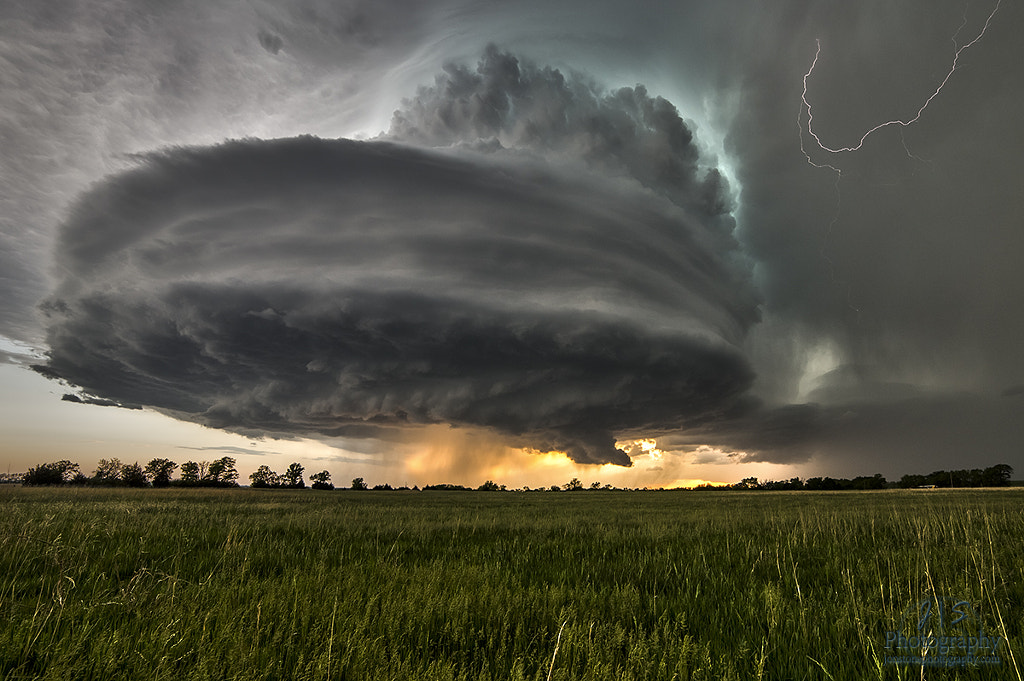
[1,487,1021,680]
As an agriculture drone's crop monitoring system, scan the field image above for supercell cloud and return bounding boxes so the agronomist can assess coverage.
[36,49,759,466]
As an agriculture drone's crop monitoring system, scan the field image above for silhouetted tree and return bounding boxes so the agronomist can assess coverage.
[813,477,845,490]
[564,478,583,491]
[963,469,984,487]
[144,458,178,487]
[477,480,500,491]
[350,477,367,490]
[249,465,280,488]
[282,462,305,488]
[983,464,1013,487]
[93,458,123,485]
[310,470,333,490]
[206,457,239,485]
[850,474,886,490]
[180,461,200,484]
[22,460,80,486]
[121,462,147,487]
[759,477,804,490]
[372,483,393,490]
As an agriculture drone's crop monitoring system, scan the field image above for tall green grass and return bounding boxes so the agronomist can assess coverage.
[1,487,1020,679]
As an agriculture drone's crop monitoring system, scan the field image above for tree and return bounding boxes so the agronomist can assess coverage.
[180,461,200,485]
[982,464,1013,487]
[351,477,367,491]
[477,480,500,491]
[207,457,239,486]
[121,462,147,487]
[563,478,583,491]
[897,474,926,489]
[850,474,886,490]
[145,458,178,487]
[803,477,841,491]
[22,460,80,486]
[310,470,333,490]
[282,462,305,488]
[93,458,123,485]
[590,481,602,490]
[249,465,280,488]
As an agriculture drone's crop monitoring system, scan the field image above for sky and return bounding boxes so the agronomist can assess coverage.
[1,0,1022,488]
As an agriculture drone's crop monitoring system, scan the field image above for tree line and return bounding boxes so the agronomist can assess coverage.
[18,457,242,487]
[9,459,1015,491]
[711,464,1014,491]
[249,463,332,490]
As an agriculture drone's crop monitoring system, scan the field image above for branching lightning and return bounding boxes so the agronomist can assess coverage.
[797,0,1002,313]
[801,0,1002,157]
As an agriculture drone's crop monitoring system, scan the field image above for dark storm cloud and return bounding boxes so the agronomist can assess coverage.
[0,339,39,366]
[37,127,757,465]
[660,391,1024,475]
[657,401,821,464]
[178,445,279,458]
[712,0,1024,394]
[257,30,284,55]
[61,393,141,409]
[631,0,1024,476]
[0,236,44,345]
[14,0,1021,477]
[0,0,446,347]
[389,46,735,223]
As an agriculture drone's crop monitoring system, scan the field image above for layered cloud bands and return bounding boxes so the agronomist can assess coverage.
[37,51,758,465]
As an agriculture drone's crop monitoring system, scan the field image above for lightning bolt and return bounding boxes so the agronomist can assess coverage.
[801,0,1002,156]
[797,0,1002,313]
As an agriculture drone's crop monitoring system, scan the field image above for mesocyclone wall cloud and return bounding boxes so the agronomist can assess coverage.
[35,49,759,466]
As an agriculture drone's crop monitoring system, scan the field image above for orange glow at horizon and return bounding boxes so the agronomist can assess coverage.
[1,363,782,489]
[378,429,742,489]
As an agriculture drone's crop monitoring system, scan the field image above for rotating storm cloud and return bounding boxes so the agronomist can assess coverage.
[34,48,759,467]
[9,0,1021,481]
